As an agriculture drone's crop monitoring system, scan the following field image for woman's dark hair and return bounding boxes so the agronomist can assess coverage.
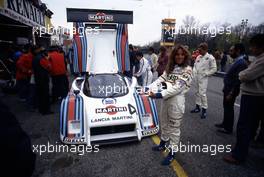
[165,45,191,74]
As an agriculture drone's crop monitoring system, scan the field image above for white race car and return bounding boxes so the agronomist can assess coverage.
[60,8,159,145]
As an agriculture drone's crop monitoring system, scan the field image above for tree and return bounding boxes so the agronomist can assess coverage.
[182,15,198,28]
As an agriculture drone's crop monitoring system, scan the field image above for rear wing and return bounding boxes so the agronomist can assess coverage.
[67,8,133,24]
[67,8,133,74]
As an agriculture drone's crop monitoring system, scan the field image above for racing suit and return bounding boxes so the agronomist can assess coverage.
[193,53,217,109]
[150,53,158,71]
[134,57,153,86]
[149,65,193,145]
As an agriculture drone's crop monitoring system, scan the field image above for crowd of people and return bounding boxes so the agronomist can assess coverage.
[128,34,264,166]
[2,44,69,115]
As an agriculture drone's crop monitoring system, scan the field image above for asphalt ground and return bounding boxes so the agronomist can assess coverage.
[2,76,264,177]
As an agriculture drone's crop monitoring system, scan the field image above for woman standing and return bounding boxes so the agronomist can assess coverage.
[148,45,193,165]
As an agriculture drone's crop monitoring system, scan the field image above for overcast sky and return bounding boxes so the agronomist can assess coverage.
[44,0,264,45]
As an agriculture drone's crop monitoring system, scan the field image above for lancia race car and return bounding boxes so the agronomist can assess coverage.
[60,8,159,145]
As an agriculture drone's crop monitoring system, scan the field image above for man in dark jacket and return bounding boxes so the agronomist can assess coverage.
[124,44,139,78]
[215,44,248,134]
[32,46,53,115]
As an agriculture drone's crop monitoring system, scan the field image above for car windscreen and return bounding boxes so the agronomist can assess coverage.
[83,74,128,98]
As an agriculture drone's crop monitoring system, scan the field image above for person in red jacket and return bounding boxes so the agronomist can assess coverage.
[48,46,69,103]
[16,45,33,101]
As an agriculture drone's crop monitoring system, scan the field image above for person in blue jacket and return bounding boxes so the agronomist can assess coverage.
[215,44,249,134]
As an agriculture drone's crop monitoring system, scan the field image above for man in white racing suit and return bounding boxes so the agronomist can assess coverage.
[191,43,217,119]
[134,51,153,86]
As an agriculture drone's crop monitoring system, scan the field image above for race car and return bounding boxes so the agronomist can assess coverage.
[60,8,159,145]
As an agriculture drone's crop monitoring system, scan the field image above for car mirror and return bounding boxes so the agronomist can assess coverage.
[74,90,80,95]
